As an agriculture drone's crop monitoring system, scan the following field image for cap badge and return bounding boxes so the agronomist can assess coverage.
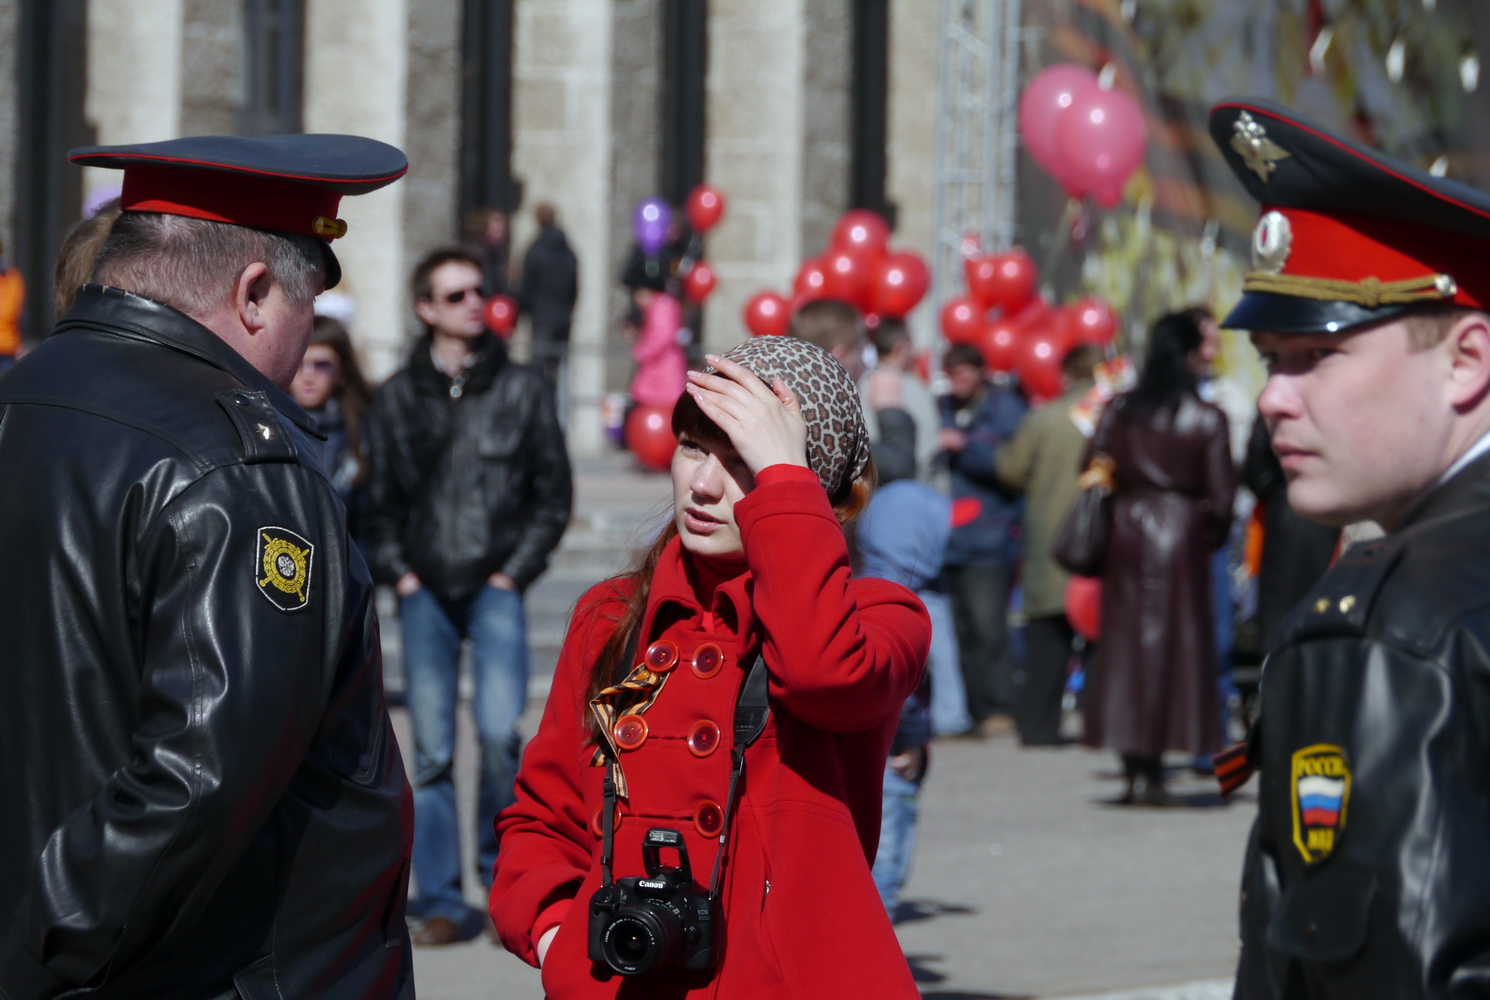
[256,526,314,612]
[1231,110,1292,182]
[1251,211,1293,274]
[311,215,348,240]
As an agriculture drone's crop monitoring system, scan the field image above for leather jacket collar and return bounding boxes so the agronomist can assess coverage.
[409,330,508,396]
[56,284,325,439]
[1399,449,1490,535]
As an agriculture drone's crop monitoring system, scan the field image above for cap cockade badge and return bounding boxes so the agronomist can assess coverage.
[1232,110,1292,182]
[256,526,314,612]
[1251,211,1293,275]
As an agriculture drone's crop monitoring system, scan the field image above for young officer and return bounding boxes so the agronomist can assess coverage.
[1212,97,1490,999]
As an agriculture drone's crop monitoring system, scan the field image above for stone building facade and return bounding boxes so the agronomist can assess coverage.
[3,0,943,456]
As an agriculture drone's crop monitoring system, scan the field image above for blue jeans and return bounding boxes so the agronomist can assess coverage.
[872,765,921,914]
[400,583,529,920]
[922,590,971,737]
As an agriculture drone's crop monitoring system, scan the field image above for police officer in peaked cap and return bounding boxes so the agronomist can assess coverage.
[1212,98,1490,999]
[0,135,416,998]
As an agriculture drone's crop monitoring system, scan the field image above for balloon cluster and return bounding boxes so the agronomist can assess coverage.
[742,209,930,338]
[1017,64,1147,209]
[942,245,1118,403]
[622,183,728,470]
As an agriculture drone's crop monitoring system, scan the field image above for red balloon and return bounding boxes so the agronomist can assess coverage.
[830,209,890,258]
[1010,294,1053,332]
[819,250,872,306]
[1018,64,1101,175]
[978,319,1021,373]
[794,258,829,301]
[624,404,677,472]
[1055,86,1147,209]
[1014,328,1066,400]
[482,294,518,336]
[966,248,1038,313]
[686,184,726,233]
[1065,575,1102,641]
[866,251,930,318]
[682,261,717,304]
[940,296,985,346]
[1067,296,1118,345]
[742,291,791,337]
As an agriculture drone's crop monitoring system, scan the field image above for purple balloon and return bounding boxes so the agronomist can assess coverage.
[634,197,671,255]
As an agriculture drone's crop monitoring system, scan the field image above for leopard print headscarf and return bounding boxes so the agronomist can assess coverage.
[707,336,871,498]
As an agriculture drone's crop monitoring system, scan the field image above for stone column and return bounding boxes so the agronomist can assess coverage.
[887,3,941,350]
[303,0,414,379]
[512,0,661,457]
[704,0,852,354]
[179,0,246,136]
[0,0,20,254]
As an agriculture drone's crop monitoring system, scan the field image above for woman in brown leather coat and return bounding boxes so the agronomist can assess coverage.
[1083,312,1236,804]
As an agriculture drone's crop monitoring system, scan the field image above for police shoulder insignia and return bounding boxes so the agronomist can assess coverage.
[256,526,314,612]
[1291,744,1350,864]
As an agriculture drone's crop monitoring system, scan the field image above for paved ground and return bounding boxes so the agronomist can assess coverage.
[389,453,1255,999]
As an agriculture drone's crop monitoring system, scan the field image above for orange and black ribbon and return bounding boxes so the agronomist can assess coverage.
[1214,740,1255,798]
[588,660,670,799]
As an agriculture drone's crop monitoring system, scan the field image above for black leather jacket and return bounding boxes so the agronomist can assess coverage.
[365,332,571,599]
[1237,452,1490,999]
[0,287,413,1000]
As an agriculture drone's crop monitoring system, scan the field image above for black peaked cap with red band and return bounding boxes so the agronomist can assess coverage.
[69,133,408,289]
[1209,97,1490,335]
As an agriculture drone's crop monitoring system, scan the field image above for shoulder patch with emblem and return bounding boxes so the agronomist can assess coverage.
[1291,743,1350,864]
[256,526,314,612]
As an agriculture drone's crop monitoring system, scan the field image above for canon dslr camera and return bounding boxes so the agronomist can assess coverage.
[588,827,718,975]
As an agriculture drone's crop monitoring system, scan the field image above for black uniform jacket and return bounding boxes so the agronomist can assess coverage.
[1237,451,1490,999]
[364,332,571,600]
[0,286,414,1000]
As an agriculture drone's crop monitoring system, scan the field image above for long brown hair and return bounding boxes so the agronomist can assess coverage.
[582,390,874,743]
[309,315,374,486]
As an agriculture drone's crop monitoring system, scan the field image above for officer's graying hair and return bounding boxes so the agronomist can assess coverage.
[92,212,323,316]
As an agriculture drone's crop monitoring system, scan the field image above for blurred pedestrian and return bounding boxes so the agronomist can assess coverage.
[490,336,927,998]
[789,298,870,379]
[53,199,122,319]
[1082,312,1235,805]
[0,239,23,372]
[0,133,413,997]
[292,315,373,532]
[516,202,578,391]
[938,343,1028,736]
[366,247,572,946]
[996,343,1102,746]
[627,268,688,412]
[463,205,511,297]
[1213,95,1490,1000]
[859,317,941,485]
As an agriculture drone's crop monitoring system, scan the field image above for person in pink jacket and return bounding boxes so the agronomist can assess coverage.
[490,335,930,998]
[627,279,688,408]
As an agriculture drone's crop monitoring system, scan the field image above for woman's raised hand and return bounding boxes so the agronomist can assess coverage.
[685,354,810,477]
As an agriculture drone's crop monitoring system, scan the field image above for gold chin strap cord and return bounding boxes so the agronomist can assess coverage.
[1243,272,1458,309]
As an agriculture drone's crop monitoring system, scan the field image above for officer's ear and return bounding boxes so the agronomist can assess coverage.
[234,262,274,337]
[1444,310,1490,412]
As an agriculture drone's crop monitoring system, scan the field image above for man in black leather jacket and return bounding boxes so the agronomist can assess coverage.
[366,247,571,946]
[0,137,415,998]
[1213,98,1490,999]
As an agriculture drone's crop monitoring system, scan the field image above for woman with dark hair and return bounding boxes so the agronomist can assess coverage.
[490,336,929,998]
[293,315,373,512]
[1082,311,1236,805]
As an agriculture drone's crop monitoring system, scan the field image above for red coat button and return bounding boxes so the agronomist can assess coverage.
[687,719,721,757]
[591,805,622,837]
[693,799,724,839]
[644,640,679,673]
[690,642,724,679]
[614,714,648,750]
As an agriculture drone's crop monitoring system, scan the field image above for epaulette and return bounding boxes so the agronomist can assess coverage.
[215,389,299,463]
[1285,534,1403,642]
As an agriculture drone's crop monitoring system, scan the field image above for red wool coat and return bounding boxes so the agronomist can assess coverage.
[490,469,931,999]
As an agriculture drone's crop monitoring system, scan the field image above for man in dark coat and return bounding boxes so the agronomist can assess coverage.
[1213,98,1490,999]
[0,136,415,997]
[366,247,572,946]
[516,201,579,390]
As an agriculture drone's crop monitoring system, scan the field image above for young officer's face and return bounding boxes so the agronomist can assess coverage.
[1253,318,1455,529]
[671,432,755,561]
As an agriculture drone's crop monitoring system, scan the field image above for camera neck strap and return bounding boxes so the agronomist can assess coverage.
[599,645,770,902]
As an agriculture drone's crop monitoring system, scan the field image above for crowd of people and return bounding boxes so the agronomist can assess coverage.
[13,91,1490,1000]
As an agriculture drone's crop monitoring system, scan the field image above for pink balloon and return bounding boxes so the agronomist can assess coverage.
[1055,86,1147,209]
[1018,64,1101,179]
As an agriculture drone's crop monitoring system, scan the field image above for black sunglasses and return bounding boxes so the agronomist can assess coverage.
[442,285,486,304]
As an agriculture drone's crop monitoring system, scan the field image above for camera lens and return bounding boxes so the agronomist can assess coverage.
[601,906,681,975]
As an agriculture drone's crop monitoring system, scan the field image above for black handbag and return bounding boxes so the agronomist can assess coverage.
[1052,454,1115,577]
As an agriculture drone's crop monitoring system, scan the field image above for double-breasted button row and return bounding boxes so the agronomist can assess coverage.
[613,715,722,757]
[642,640,725,679]
[590,800,725,840]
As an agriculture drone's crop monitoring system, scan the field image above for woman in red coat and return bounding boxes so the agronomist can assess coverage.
[490,336,931,998]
